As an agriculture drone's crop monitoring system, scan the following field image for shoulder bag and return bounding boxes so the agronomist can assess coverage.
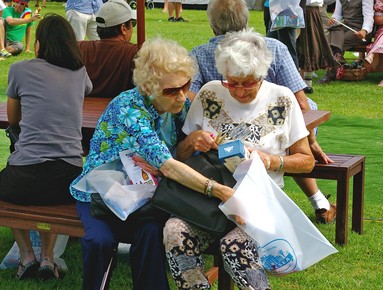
[151,150,236,237]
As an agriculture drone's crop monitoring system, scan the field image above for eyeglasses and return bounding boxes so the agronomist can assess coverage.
[221,77,260,90]
[130,19,137,28]
[162,79,191,97]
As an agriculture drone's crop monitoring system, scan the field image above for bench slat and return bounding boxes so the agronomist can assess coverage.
[0,200,84,237]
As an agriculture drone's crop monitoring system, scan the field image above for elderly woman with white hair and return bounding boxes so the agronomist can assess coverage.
[164,29,315,290]
[69,37,236,290]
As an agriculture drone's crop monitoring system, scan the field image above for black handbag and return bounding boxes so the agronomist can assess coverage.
[151,150,236,237]
[90,192,120,222]
[91,192,170,225]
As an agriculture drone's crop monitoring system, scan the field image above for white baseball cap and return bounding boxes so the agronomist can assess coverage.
[96,0,137,28]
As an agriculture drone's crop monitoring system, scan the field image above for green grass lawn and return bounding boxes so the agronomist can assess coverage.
[0,2,382,289]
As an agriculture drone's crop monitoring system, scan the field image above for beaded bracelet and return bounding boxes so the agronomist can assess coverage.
[204,178,210,195]
[205,180,216,198]
[276,156,284,172]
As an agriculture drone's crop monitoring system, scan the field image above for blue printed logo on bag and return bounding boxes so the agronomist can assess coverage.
[259,239,297,275]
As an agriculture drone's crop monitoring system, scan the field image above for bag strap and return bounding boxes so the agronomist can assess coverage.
[200,151,237,188]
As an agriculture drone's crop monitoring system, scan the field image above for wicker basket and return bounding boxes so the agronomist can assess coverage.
[342,67,367,81]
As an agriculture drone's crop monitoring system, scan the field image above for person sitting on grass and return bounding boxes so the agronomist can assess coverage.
[0,0,40,58]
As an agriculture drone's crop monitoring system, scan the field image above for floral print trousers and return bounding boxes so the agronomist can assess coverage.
[164,217,270,290]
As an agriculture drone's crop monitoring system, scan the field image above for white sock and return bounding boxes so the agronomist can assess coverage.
[304,72,313,87]
[308,190,330,211]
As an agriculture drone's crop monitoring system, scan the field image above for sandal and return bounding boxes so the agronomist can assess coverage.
[38,259,60,280]
[16,260,39,280]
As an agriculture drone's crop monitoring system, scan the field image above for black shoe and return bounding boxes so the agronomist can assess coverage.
[304,86,313,94]
[168,17,175,22]
[318,69,336,84]
[16,260,40,280]
[175,17,188,22]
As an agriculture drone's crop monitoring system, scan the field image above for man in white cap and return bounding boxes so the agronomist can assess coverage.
[79,0,139,99]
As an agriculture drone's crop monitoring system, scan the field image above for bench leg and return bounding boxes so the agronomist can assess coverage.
[335,174,349,246]
[352,162,365,234]
[214,255,234,290]
[218,264,234,290]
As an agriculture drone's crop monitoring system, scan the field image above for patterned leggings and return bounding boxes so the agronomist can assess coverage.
[164,217,270,290]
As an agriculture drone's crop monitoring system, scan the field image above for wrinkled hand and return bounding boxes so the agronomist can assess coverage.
[253,150,271,169]
[310,141,333,164]
[234,215,245,225]
[189,130,218,152]
[227,215,245,225]
[131,156,163,177]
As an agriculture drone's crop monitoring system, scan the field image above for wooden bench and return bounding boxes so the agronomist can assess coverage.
[0,199,230,288]
[0,153,365,290]
[0,101,362,287]
[0,201,84,238]
[285,153,365,246]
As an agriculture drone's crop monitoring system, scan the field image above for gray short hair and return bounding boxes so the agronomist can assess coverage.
[133,37,196,97]
[207,0,249,35]
[215,29,273,79]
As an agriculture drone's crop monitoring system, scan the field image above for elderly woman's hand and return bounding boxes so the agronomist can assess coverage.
[234,215,245,225]
[132,156,163,177]
[188,130,218,152]
[253,150,271,170]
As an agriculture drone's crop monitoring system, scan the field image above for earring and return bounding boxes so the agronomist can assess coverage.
[148,95,155,101]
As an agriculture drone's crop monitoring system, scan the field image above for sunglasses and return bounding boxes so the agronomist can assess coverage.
[130,19,137,28]
[221,77,260,90]
[162,79,191,97]
[13,0,26,5]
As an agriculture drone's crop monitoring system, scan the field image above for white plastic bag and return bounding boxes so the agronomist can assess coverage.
[73,159,156,221]
[269,0,305,31]
[219,153,337,275]
[97,182,155,221]
[0,231,69,270]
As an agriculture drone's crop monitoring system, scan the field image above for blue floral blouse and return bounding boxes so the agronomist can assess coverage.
[70,87,190,202]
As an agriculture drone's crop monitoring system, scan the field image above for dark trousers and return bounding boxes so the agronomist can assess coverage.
[76,201,170,290]
[267,27,299,69]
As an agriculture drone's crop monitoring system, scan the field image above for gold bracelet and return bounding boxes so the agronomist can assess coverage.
[276,156,284,172]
